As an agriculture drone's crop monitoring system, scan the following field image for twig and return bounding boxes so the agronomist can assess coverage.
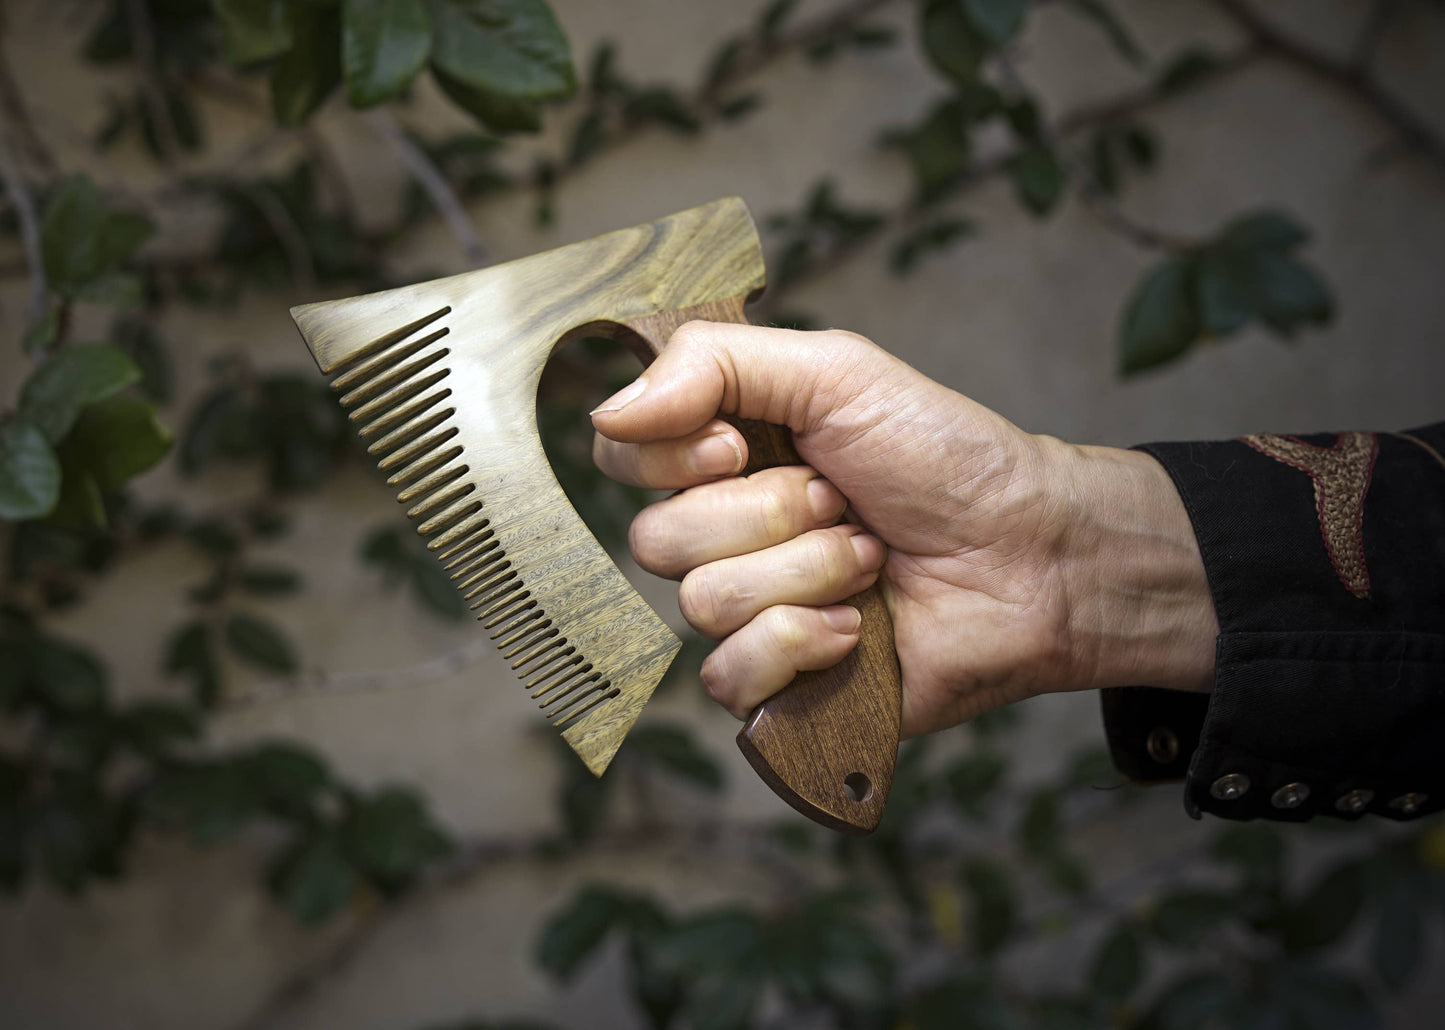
[125,0,178,161]
[1209,0,1445,179]
[0,119,48,331]
[0,43,55,177]
[234,179,316,289]
[365,109,487,267]
[223,635,498,708]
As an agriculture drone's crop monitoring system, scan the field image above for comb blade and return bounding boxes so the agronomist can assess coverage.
[292,301,680,776]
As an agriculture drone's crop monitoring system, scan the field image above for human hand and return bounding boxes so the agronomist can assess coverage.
[590,322,1217,738]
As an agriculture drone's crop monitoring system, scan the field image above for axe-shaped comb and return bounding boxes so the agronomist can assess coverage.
[289,197,901,833]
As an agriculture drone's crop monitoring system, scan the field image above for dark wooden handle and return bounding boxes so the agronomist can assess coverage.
[619,297,901,834]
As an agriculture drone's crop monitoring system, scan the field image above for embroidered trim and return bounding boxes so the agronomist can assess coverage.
[1241,432,1377,599]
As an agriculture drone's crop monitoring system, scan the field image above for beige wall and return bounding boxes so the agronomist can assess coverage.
[3,0,1444,1027]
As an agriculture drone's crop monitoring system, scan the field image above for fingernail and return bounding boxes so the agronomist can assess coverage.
[806,477,847,521]
[822,605,861,635]
[850,533,886,572]
[590,377,648,415]
[687,433,744,477]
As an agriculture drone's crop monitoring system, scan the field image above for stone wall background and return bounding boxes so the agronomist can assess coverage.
[2,0,1443,1027]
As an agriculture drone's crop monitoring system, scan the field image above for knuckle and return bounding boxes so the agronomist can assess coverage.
[754,481,792,541]
[679,568,740,635]
[669,320,713,352]
[699,653,733,706]
[763,606,809,653]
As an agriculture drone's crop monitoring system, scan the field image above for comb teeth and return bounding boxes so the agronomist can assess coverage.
[328,307,621,732]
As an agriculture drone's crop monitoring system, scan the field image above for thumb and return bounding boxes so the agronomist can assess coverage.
[590,320,876,444]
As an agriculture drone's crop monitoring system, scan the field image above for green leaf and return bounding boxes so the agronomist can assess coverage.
[1156,46,1225,97]
[1065,0,1144,67]
[22,308,59,355]
[271,6,343,126]
[1373,877,1422,990]
[964,0,1028,44]
[537,884,645,978]
[58,394,172,491]
[1211,824,1283,886]
[30,635,108,713]
[1195,247,1255,337]
[944,750,1006,818]
[1219,210,1310,252]
[434,69,544,132]
[758,0,799,39]
[1090,925,1143,1002]
[212,0,294,65]
[1268,961,1381,1030]
[961,858,1017,957]
[41,175,105,290]
[243,743,330,808]
[1150,888,1231,947]
[1139,971,1242,1030]
[342,786,451,886]
[1245,252,1333,334]
[1011,144,1065,215]
[427,0,575,103]
[0,421,62,520]
[145,761,257,845]
[343,0,432,106]
[76,271,144,307]
[18,344,141,443]
[1280,860,1366,953]
[239,563,303,596]
[1119,256,1200,374]
[920,0,990,84]
[119,702,201,758]
[225,613,298,673]
[884,98,971,202]
[269,828,358,924]
[625,724,723,792]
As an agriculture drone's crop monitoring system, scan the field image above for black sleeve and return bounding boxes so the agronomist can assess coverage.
[1099,423,1445,822]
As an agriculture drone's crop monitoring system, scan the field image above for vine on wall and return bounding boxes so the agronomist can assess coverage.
[2,1,1443,1028]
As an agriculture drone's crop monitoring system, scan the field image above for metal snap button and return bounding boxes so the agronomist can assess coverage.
[1389,792,1427,815]
[1270,782,1310,809]
[1146,727,1180,765]
[1335,789,1375,814]
[1210,773,1251,800]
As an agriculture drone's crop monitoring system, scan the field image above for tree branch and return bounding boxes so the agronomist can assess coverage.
[1209,0,1445,178]
[365,109,487,266]
[0,119,48,332]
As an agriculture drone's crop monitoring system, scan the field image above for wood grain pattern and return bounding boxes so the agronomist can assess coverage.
[289,197,900,833]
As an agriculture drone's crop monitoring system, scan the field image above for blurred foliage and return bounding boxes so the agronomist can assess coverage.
[0,1,1421,1028]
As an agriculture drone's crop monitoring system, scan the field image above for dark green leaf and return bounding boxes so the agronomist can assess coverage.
[22,308,59,355]
[1373,877,1422,990]
[239,563,303,596]
[18,344,140,443]
[58,393,172,491]
[427,0,575,103]
[269,828,357,924]
[1156,46,1225,97]
[225,613,298,673]
[1119,256,1200,374]
[884,98,971,202]
[76,271,144,306]
[625,724,723,791]
[0,421,62,520]
[964,0,1028,44]
[434,69,544,132]
[1219,210,1310,252]
[343,786,451,886]
[1212,824,1283,886]
[921,0,990,84]
[1139,971,1242,1030]
[1281,860,1366,952]
[1195,247,1255,336]
[271,7,343,126]
[30,635,108,713]
[537,884,646,978]
[1122,124,1158,169]
[120,702,201,757]
[1090,925,1143,1002]
[145,761,257,845]
[41,175,105,290]
[1150,888,1231,947]
[213,0,294,65]
[1019,787,1061,856]
[758,0,798,38]
[1065,0,1144,66]
[717,93,762,121]
[567,109,604,165]
[961,858,1017,957]
[945,750,1006,817]
[1011,144,1065,215]
[343,0,433,107]
[1245,252,1333,334]
[244,743,329,807]
[1269,961,1381,1030]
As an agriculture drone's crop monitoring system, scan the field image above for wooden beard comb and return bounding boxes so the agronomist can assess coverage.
[289,198,901,833]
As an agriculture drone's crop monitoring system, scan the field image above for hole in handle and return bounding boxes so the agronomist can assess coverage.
[844,772,872,803]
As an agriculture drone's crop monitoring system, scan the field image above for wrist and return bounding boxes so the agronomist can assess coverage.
[1045,438,1219,694]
